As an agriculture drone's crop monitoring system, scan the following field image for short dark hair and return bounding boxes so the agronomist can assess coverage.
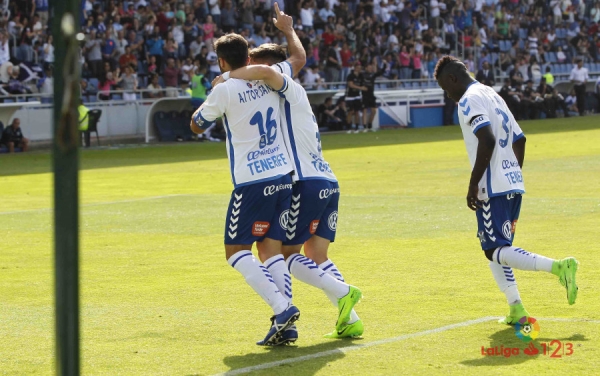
[214,34,249,70]
[433,55,467,80]
[249,43,287,65]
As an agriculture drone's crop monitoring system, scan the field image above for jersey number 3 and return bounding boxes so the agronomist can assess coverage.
[495,108,511,148]
[250,107,277,149]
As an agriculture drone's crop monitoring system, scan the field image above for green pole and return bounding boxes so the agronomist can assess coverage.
[52,0,81,374]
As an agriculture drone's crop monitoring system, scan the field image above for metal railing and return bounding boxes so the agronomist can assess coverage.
[92,87,185,101]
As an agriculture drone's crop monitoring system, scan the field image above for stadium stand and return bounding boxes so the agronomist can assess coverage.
[0,0,599,123]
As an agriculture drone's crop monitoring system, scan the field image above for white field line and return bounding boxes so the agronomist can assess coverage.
[214,316,600,376]
[0,194,196,216]
[213,316,497,376]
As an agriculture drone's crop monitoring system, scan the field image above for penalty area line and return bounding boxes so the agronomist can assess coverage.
[213,316,497,376]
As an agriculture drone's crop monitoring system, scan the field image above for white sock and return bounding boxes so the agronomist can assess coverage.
[489,262,522,305]
[319,259,360,324]
[492,246,555,272]
[228,251,289,315]
[287,254,349,298]
[265,254,292,303]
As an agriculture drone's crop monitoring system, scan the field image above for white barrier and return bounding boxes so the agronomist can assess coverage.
[14,100,154,142]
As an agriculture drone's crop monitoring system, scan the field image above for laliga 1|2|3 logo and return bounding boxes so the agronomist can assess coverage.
[481,317,576,358]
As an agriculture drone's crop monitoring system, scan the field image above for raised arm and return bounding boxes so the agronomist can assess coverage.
[272,2,305,77]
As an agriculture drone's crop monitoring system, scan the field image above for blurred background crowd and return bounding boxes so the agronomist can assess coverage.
[0,0,599,117]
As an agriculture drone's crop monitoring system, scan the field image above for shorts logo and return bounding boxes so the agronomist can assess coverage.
[478,230,486,243]
[318,188,340,199]
[310,220,319,234]
[327,211,338,232]
[279,210,289,230]
[502,220,512,240]
[264,183,293,196]
[252,221,270,236]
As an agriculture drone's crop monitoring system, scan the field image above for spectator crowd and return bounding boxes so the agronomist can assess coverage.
[0,0,598,126]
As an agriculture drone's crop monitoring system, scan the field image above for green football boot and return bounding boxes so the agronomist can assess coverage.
[336,286,362,331]
[498,302,530,325]
[324,319,364,339]
[552,257,579,305]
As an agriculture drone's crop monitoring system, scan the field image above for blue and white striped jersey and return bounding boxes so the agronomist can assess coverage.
[274,61,337,183]
[194,77,293,188]
[457,81,525,200]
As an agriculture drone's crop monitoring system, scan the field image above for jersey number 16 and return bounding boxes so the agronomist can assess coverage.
[250,107,277,149]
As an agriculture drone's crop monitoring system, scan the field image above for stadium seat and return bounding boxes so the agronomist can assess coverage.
[154,111,177,142]
[519,29,527,39]
[88,95,98,103]
[168,110,189,141]
[4,98,15,103]
[88,78,99,90]
[112,94,123,100]
[180,110,194,140]
[41,97,53,104]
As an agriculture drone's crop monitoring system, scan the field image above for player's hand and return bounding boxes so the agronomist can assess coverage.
[272,2,293,33]
[466,183,481,211]
[212,75,224,87]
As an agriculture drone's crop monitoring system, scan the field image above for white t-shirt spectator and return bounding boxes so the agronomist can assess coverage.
[430,0,440,17]
[380,4,391,23]
[115,38,128,58]
[43,42,54,63]
[569,66,589,84]
[181,63,194,82]
[0,40,10,65]
[172,25,184,45]
[209,0,220,15]
[207,51,220,74]
[300,7,314,28]
[303,69,321,90]
[326,0,339,10]
[480,28,488,45]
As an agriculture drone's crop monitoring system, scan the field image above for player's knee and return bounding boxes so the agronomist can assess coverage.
[484,248,496,262]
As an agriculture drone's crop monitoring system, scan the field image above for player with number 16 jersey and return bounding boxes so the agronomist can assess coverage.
[191,34,299,347]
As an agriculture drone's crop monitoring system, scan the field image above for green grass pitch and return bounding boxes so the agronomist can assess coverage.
[1,117,599,375]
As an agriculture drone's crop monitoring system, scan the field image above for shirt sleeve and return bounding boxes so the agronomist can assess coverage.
[461,94,491,134]
[512,120,524,142]
[274,61,293,78]
[193,83,227,128]
[277,75,305,106]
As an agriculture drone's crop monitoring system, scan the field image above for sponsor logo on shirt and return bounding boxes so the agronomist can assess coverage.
[470,115,488,129]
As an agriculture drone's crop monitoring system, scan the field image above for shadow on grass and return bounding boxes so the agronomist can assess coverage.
[1,116,598,177]
[211,338,367,375]
[460,327,539,367]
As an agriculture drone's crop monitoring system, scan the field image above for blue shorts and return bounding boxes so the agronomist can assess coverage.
[283,180,339,246]
[224,175,292,245]
[475,193,522,251]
